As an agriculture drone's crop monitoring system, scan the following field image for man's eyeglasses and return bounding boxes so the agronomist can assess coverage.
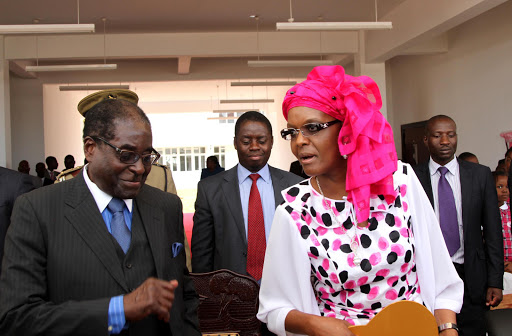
[280,120,341,141]
[91,136,160,166]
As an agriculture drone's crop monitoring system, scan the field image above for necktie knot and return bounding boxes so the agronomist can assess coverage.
[438,166,449,177]
[107,198,125,213]
[250,173,260,182]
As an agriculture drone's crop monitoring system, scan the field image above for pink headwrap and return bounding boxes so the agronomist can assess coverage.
[283,65,397,223]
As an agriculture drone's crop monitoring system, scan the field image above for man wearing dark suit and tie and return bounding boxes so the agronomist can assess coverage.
[0,93,200,336]
[192,111,302,279]
[0,167,34,275]
[413,115,503,336]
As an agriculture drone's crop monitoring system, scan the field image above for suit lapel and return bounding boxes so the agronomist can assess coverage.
[269,166,286,206]
[221,166,246,244]
[458,159,472,235]
[134,191,170,280]
[416,163,434,206]
[64,174,128,291]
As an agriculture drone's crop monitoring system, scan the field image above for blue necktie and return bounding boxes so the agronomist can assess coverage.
[438,167,460,256]
[107,198,131,254]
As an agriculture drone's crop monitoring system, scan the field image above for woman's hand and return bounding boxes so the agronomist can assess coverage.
[285,310,355,336]
[504,261,512,273]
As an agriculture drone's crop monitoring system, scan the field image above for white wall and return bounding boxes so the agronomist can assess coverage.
[388,0,512,169]
[10,77,45,172]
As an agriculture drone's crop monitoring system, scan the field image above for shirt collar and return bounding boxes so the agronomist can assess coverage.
[428,156,458,176]
[237,163,271,184]
[82,164,133,213]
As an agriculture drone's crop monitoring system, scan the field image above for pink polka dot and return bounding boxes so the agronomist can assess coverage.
[345,280,356,289]
[317,226,327,236]
[340,291,347,302]
[378,237,389,251]
[346,319,355,326]
[310,235,321,247]
[322,259,330,270]
[316,271,321,279]
[374,212,384,221]
[347,291,356,297]
[295,223,301,230]
[322,199,331,210]
[329,273,339,284]
[326,312,336,318]
[291,211,300,220]
[318,287,329,299]
[353,303,364,310]
[386,289,398,300]
[347,254,355,267]
[357,276,368,286]
[369,252,382,265]
[303,212,312,225]
[391,244,405,256]
[387,276,399,287]
[395,216,402,227]
[401,184,407,197]
[368,286,380,300]
[376,269,390,277]
[316,213,324,224]
[340,310,350,317]
[378,204,386,210]
[285,194,296,202]
[332,239,342,251]
[400,228,409,237]
[308,252,318,259]
[403,201,408,212]
[333,227,344,235]
[401,263,410,273]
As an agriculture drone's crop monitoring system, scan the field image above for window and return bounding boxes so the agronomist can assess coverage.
[156,146,226,172]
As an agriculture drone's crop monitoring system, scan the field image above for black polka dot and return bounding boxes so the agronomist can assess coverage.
[403,165,408,175]
[368,218,378,231]
[361,234,372,248]
[312,228,318,236]
[321,213,332,226]
[347,299,354,307]
[387,252,398,264]
[340,244,352,253]
[378,195,385,200]
[325,279,332,287]
[301,209,308,219]
[389,230,400,243]
[324,303,331,311]
[333,261,338,269]
[301,193,311,202]
[343,217,353,230]
[373,275,384,282]
[300,225,310,239]
[335,202,345,212]
[398,287,406,297]
[401,274,407,282]
[318,266,328,277]
[310,207,317,217]
[332,291,340,297]
[391,278,398,287]
[385,214,395,226]
[394,197,402,208]
[371,302,382,310]
[407,217,412,229]
[288,187,300,197]
[310,246,319,257]
[360,284,371,294]
[285,206,293,214]
[339,271,348,283]
[321,239,329,250]
[358,314,370,319]
[299,180,309,185]
[360,259,372,272]
[405,250,412,263]
[412,265,417,272]
[411,287,417,294]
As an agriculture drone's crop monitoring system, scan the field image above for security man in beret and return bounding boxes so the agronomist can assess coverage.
[56,89,189,271]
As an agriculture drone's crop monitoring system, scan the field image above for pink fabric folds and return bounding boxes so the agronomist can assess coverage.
[282,65,397,223]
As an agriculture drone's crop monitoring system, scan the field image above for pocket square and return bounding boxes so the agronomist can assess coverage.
[172,242,183,258]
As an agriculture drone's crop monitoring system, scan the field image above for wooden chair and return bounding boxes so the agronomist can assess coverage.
[190,269,261,336]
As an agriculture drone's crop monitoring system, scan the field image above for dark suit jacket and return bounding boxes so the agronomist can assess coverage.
[192,164,303,274]
[0,167,34,273]
[0,172,200,336]
[413,159,503,303]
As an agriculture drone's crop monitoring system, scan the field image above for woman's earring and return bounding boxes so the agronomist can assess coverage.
[342,155,348,159]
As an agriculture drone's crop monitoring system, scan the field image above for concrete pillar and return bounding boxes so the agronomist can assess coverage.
[0,36,12,168]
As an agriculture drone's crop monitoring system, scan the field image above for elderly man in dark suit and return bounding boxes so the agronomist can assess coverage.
[0,167,34,275]
[192,111,302,280]
[0,94,199,336]
[413,115,503,336]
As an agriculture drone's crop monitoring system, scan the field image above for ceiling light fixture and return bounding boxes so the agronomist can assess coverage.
[212,109,260,113]
[0,24,95,35]
[207,116,239,120]
[26,64,117,72]
[248,60,333,67]
[59,84,129,91]
[220,99,274,104]
[276,0,391,31]
[230,81,297,86]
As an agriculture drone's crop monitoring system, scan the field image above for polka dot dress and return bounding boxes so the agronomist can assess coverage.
[282,175,422,325]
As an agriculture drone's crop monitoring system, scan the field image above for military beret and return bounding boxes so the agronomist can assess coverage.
[77,89,139,117]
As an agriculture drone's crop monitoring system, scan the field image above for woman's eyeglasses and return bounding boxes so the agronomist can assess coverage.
[91,136,160,166]
[280,120,341,140]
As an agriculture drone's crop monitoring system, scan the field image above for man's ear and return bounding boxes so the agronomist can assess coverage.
[83,137,96,162]
[423,135,428,147]
[233,136,238,150]
[270,135,274,149]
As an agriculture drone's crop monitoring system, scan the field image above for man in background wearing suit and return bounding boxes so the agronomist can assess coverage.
[414,115,503,336]
[192,111,302,279]
[0,94,199,335]
[0,167,34,275]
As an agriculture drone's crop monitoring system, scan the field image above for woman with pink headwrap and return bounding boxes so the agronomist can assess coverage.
[257,66,463,336]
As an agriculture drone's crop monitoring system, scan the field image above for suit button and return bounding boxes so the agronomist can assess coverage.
[126,263,132,269]
[242,252,247,256]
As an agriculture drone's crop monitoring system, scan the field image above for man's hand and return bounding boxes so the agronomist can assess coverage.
[486,287,503,307]
[124,278,178,323]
